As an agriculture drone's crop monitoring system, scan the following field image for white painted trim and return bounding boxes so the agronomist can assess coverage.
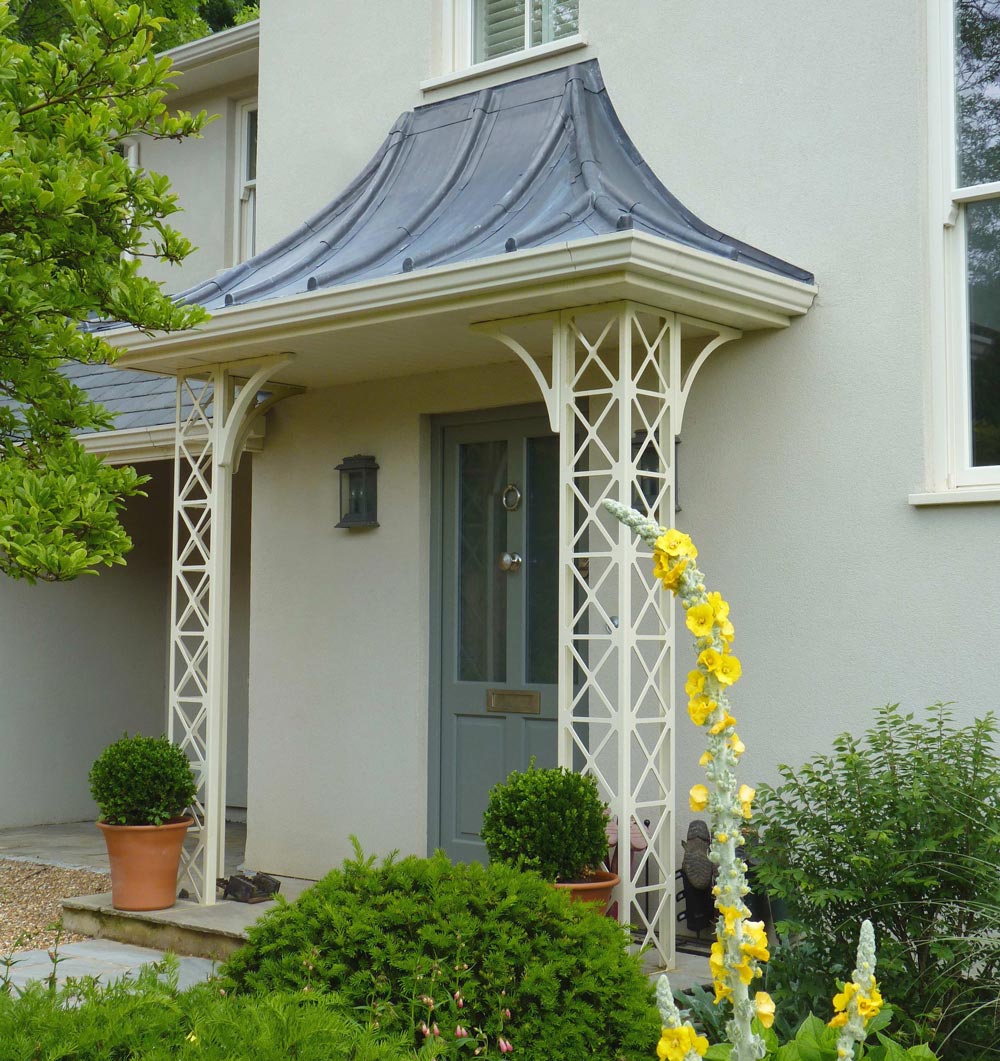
[106,231,817,372]
[421,33,588,93]
[233,97,258,265]
[159,19,260,69]
[77,422,264,465]
[953,179,1000,203]
[909,485,1000,505]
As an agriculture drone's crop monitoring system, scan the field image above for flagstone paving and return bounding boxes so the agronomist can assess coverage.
[3,940,216,992]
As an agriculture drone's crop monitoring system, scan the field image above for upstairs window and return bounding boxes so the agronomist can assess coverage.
[940,2,1000,483]
[473,1,579,64]
[235,99,258,263]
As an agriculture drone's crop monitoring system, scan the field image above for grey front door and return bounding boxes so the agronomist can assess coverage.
[438,413,559,863]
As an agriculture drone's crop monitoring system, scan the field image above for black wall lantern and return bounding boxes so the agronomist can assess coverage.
[336,454,379,528]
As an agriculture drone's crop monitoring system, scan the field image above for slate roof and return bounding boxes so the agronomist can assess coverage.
[61,362,178,430]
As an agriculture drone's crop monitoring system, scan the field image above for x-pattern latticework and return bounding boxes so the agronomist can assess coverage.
[555,304,678,963]
[477,302,740,967]
[168,355,298,905]
[169,372,220,902]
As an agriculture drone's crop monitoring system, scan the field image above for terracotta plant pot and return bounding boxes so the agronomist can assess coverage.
[96,817,192,911]
[553,870,620,913]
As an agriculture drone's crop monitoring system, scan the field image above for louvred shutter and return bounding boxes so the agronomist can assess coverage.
[475,0,525,62]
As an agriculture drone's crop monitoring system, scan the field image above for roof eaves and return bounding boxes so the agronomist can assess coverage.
[159,19,260,70]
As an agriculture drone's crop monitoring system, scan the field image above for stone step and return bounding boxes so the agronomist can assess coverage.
[62,876,314,962]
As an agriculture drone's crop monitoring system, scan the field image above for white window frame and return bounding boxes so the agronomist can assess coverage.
[233,97,258,265]
[925,0,1000,496]
[114,139,140,262]
[429,0,586,89]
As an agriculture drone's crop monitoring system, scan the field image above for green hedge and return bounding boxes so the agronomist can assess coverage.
[0,962,426,1060]
[222,847,660,1061]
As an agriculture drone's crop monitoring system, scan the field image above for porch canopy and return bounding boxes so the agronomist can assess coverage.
[107,59,814,386]
[107,60,815,966]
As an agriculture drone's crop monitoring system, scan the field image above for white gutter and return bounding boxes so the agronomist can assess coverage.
[78,422,264,465]
[160,19,259,69]
[108,231,817,369]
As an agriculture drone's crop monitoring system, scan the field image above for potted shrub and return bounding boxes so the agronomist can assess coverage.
[480,762,618,908]
[89,733,198,911]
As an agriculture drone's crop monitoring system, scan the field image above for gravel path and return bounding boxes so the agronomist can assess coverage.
[0,860,109,954]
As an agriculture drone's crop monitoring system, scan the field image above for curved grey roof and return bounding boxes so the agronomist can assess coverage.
[178,59,812,313]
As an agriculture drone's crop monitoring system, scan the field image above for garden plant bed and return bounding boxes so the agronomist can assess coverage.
[0,859,109,953]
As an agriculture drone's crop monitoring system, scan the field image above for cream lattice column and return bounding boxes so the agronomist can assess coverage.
[169,356,296,903]
[477,302,738,965]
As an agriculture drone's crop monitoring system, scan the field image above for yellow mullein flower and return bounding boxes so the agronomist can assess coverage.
[832,982,857,1015]
[684,669,706,697]
[656,1025,708,1061]
[654,554,688,592]
[857,983,883,1021]
[734,957,755,985]
[718,903,745,935]
[688,695,716,726]
[685,603,716,638]
[755,991,775,1029]
[698,647,722,673]
[655,529,697,559]
[738,784,755,819]
[730,733,746,757]
[689,784,709,812]
[718,617,735,643]
[828,1012,849,1029]
[709,710,737,735]
[698,749,714,766]
[713,978,733,1005]
[715,653,742,686]
[706,591,729,619]
[741,921,770,963]
[709,941,726,980]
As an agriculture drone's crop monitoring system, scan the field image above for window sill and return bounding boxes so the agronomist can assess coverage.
[421,34,588,94]
[908,485,1000,506]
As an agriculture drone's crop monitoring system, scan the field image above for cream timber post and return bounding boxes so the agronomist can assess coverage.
[476,302,739,966]
[169,354,298,903]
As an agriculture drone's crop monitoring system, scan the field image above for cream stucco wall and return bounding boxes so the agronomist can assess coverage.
[0,463,172,828]
[0,459,252,829]
[244,361,541,878]
[138,75,257,293]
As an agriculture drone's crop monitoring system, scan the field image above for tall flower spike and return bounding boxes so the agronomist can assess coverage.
[604,501,762,1061]
[829,920,883,1060]
[655,975,709,1061]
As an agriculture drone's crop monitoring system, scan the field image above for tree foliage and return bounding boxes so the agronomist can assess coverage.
[0,0,208,581]
[753,705,1000,1057]
[7,0,258,49]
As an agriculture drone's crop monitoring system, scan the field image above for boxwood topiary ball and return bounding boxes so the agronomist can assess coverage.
[480,763,610,882]
[89,733,198,826]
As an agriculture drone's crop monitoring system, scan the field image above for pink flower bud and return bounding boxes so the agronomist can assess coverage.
[432,1023,440,1037]
[504,1009,511,1019]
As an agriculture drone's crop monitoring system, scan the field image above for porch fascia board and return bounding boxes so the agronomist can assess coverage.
[77,422,264,465]
[106,231,817,380]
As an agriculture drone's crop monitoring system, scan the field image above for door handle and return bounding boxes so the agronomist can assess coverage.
[498,551,523,573]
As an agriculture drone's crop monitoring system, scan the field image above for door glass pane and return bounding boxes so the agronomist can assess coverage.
[474,0,525,63]
[956,1,1000,186]
[967,199,1000,465]
[529,0,579,47]
[458,441,508,681]
[526,435,558,684]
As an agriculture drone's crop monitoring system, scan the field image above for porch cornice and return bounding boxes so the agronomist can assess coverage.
[106,231,817,385]
[76,421,264,465]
